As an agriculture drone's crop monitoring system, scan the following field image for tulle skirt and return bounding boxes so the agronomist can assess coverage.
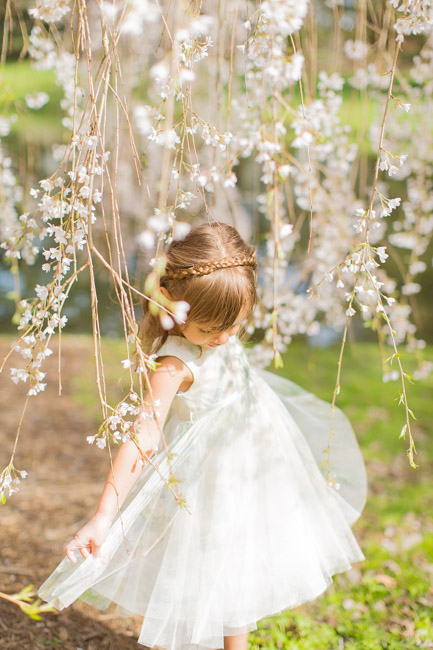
[38,367,366,650]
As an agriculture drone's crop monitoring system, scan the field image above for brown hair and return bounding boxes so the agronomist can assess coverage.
[139,222,257,353]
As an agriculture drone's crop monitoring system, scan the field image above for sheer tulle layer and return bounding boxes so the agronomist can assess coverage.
[39,364,366,650]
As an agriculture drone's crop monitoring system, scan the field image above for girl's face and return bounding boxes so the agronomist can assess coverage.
[179,318,244,348]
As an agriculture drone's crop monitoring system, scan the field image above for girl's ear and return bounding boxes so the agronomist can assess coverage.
[160,287,172,301]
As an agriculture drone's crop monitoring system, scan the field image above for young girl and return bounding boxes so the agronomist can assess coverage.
[39,222,367,650]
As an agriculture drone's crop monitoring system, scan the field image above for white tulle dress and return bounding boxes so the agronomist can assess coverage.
[39,335,367,650]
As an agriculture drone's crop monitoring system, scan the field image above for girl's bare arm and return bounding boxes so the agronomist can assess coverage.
[65,356,191,563]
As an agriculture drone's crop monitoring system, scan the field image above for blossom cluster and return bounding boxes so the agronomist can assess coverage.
[29,0,71,24]
[390,0,433,41]
[87,391,162,465]
[0,465,28,503]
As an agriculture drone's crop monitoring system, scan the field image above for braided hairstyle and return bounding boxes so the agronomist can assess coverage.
[163,254,257,280]
[140,222,257,353]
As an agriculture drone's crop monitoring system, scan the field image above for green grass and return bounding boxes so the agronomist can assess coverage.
[260,342,433,650]
[0,60,65,142]
[68,337,433,649]
[273,341,433,463]
[339,90,377,154]
[0,60,59,102]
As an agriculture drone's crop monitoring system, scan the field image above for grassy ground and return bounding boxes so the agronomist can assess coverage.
[66,336,433,650]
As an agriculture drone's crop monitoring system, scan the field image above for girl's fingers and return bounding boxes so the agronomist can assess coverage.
[65,528,109,564]
[65,534,90,563]
[65,540,78,563]
[79,546,90,559]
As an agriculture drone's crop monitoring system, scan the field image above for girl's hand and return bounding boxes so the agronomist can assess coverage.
[65,512,112,564]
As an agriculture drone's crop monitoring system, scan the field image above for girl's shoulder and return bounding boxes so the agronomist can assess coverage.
[156,335,244,383]
[156,336,205,380]
[157,334,201,358]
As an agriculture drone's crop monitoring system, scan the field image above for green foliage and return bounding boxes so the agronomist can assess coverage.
[0,584,57,620]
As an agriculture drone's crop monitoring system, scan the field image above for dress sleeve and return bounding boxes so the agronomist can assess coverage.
[156,336,201,381]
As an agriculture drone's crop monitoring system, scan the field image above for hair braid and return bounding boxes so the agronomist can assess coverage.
[164,253,257,280]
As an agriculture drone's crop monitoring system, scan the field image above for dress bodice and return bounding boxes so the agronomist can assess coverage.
[156,335,251,420]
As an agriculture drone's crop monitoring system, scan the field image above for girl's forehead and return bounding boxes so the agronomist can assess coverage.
[194,313,247,332]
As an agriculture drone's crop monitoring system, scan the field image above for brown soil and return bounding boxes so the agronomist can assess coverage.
[0,338,143,649]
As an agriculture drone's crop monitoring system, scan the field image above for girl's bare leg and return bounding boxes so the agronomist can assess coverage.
[224,633,249,650]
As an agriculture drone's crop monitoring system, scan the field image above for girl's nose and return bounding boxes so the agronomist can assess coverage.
[212,331,230,345]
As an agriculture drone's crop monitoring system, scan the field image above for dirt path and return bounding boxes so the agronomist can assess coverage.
[0,338,143,649]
